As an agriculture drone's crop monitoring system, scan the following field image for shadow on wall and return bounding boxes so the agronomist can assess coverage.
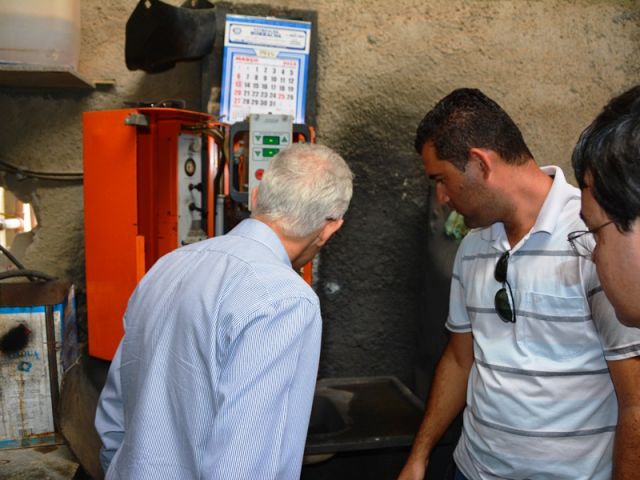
[415,191,459,399]
[416,188,464,479]
[316,93,429,387]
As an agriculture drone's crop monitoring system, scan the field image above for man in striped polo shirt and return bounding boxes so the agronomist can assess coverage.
[399,88,640,480]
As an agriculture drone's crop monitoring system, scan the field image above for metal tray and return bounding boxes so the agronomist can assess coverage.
[305,376,424,455]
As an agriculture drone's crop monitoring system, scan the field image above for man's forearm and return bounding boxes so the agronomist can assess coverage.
[405,333,473,468]
[606,357,640,480]
[613,406,640,480]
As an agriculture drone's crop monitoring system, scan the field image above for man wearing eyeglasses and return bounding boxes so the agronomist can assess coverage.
[95,144,353,480]
[570,85,640,329]
[399,88,640,480]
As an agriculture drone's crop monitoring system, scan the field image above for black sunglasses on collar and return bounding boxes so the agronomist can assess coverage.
[494,251,516,323]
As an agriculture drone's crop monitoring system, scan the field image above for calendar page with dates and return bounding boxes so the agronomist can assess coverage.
[219,15,311,124]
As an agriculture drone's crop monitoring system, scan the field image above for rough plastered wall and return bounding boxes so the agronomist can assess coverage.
[278,0,640,389]
[0,1,638,477]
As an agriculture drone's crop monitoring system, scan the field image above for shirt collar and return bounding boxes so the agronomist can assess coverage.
[531,166,574,235]
[480,165,575,245]
[228,218,292,267]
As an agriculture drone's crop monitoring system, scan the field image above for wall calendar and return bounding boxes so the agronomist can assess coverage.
[219,15,311,124]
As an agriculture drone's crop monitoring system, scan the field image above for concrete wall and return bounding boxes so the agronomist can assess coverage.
[0,1,638,477]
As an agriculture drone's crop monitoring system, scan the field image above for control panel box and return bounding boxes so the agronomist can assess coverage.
[177,133,208,246]
[248,114,293,206]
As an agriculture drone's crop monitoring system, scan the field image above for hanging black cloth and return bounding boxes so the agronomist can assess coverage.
[125,0,218,73]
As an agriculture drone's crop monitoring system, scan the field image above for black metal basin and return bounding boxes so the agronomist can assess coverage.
[304,376,423,455]
[307,393,349,437]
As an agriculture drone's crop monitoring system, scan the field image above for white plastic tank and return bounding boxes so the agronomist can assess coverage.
[0,0,81,69]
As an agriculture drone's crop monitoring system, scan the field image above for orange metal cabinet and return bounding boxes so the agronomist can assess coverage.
[83,108,214,360]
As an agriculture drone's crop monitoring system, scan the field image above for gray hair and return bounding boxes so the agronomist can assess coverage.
[253,143,353,237]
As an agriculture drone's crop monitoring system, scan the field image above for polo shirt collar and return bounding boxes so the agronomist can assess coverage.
[480,165,573,245]
[228,218,292,267]
[531,166,573,235]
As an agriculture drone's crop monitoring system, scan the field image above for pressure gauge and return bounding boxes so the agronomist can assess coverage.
[184,158,196,176]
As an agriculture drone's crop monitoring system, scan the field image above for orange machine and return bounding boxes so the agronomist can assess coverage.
[83,108,217,360]
[84,108,314,360]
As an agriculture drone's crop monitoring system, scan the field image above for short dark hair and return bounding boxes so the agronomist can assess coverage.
[414,88,533,170]
[572,85,640,232]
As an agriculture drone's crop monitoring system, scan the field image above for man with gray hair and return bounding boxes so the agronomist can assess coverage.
[95,143,353,480]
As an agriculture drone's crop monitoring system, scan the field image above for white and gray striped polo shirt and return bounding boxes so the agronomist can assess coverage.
[447,166,640,480]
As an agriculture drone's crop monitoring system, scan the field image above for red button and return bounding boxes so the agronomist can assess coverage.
[255,169,264,180]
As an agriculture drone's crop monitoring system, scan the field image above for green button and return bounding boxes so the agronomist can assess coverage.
[263,135,280,145]
[262,148,279,157]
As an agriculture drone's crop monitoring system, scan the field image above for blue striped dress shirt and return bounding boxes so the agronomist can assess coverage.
[95,219,322,479]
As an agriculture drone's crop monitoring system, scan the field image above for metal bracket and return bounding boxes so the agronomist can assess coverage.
[124,113,149,127]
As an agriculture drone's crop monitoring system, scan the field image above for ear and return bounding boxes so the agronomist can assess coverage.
[315,218,344,247]
[250,187,259,211]
[468,147,493,180]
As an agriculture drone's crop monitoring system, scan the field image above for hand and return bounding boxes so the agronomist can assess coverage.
[397,457,428,480]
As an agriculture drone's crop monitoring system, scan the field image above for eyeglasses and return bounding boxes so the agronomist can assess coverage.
[567,220,614,258]
[494,251,516,323]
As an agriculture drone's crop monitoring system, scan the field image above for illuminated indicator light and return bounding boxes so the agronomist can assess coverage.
[255,169,264,180]
[263,136,280,145]
[262,148,279,157]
